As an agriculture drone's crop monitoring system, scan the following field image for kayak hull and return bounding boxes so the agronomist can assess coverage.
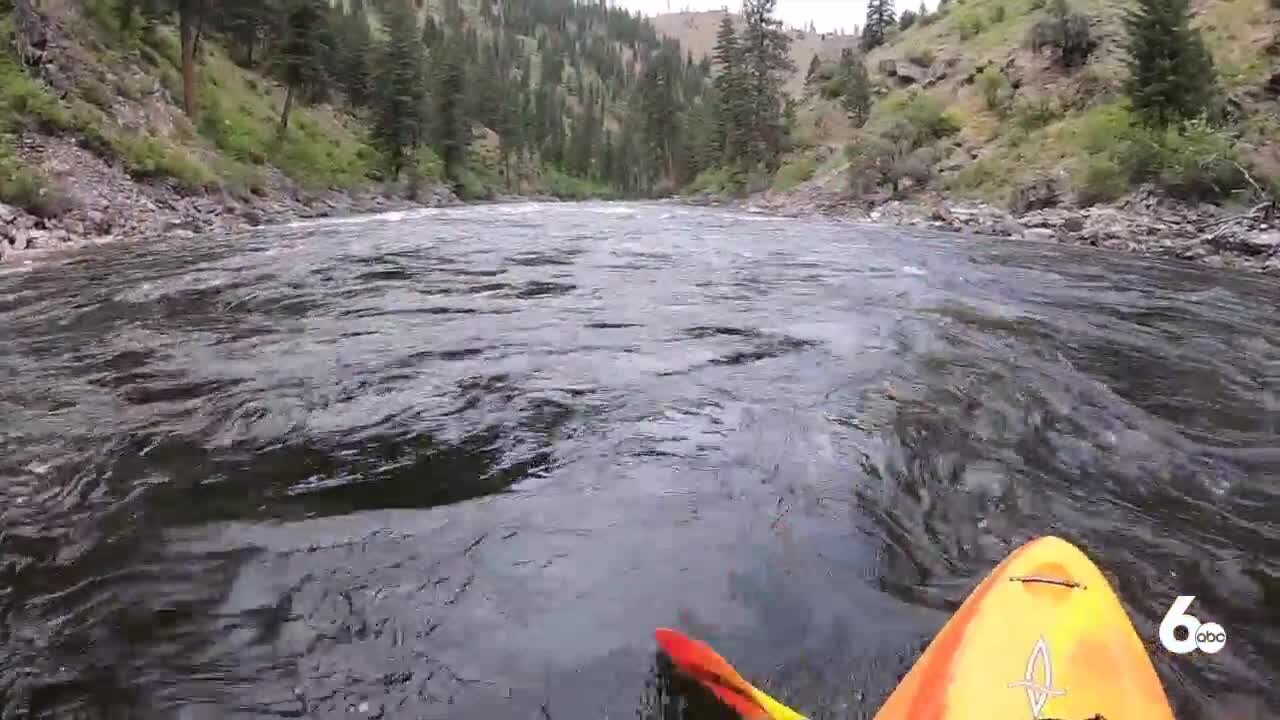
[874,536,1175,720]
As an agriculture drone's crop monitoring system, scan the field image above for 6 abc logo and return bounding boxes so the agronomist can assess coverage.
[1159,596,1226,654]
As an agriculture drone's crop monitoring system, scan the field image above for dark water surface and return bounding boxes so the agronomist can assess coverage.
[1,202,1277,719]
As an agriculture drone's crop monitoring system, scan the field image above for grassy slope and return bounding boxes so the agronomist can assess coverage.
[655,0,1279,206]
[3,0,630,214]
[894,0,1276,203]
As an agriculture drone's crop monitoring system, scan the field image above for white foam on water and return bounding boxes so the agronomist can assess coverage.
[283,207,443,229]
[902,265,927,276]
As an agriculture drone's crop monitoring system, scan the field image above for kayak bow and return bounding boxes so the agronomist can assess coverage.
[655,536,1176,720]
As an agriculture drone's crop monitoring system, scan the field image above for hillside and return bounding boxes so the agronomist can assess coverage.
[651,10,859,94]
[0,0,711,260]
[853,0,1280,200]
[652,0,1280,271]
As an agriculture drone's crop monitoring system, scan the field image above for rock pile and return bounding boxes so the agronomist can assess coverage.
[1,135,458,263]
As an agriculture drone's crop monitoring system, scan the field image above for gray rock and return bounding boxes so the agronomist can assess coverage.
[1024,228,1057,243]
[1208,229,1280,256]
[85,209,113,234]
[1008,177,1060,214]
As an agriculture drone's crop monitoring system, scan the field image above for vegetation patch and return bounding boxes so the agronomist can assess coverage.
[543,166,616,200]
[771,156,818,192]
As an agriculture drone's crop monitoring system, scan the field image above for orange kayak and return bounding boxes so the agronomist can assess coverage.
[657,536,1176,720]
[875,535,1175,719]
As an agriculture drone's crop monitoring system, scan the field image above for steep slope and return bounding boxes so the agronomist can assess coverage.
[651,10,859,94]
[738,0,1278,211]
[1,0,712,261]
[0,1,420,262]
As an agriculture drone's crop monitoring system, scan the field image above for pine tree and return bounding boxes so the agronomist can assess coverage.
[275,0,328,139]
[862,0,896,50]
[740,0,793,171]
[332,7,375,108]
[838,49,872,127]
[371,0,428,180]
[711,16,744,166]
[1122,0,1215,126]
[216,0,271,67]
[433,42,471,192]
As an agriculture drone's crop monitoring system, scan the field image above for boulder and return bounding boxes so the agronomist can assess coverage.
[1008,176,1061,214]
[877,58,928,86]
[1211,230,1280,257]
[85,209,113,234]
[1025,228,1057,243]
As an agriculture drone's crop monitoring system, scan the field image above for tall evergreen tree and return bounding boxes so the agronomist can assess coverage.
[371,0,428,180]
[331,7,375,108]
[710,16,744,166]
[838,49,872,127]
[862,0,896,50]
[216,0,272,66]
[1122,0,1216,126]
[740,0,793,171]
[274,0,328,139]
[433,42,471,192]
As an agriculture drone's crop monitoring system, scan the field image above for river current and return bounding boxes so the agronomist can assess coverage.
[1,202,1276,718]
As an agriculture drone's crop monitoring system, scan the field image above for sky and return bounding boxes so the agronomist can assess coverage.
[613,1,881,34]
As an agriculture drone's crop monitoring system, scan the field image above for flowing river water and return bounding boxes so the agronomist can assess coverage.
[0,202,1277,719]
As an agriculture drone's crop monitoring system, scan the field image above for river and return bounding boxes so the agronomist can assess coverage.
[1,202,1276,719]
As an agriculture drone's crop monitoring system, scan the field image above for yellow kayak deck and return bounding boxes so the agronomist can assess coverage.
[875,536,1175,720]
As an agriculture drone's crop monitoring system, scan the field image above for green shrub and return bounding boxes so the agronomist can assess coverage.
[0,56,73,132]
[950,156,1004,191]
[1144,121,1246,200]
[0,137,75,218]
[685,166,741,195]
[846,132,904,194]
[906,48,936,68]
[217,160,269,199]
[1068,105,1247,202]
[80,77,116,110]
[119,135,217,192]
[1028,0,1094,69]
[1073,155,1127,204]
[543,166,615,199]
[899,9,919,29]
[990,5,1007,23]
[976,66,1012,112]
[159,67,184,100]
[1012,96,1061,131]
[820,74,847,99]
[198,92,269,164]
[771,157,817,192]
[899,92,961,143]
[957,14,986,40]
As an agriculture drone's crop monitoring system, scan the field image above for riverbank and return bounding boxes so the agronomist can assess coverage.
[688,181,1280,275]
[0,131,460,264]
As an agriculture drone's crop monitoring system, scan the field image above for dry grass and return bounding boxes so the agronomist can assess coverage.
[651,11,859,96]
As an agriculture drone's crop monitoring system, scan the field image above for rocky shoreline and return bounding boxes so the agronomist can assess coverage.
[698,183,1280,276]
[0,133,459,265]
